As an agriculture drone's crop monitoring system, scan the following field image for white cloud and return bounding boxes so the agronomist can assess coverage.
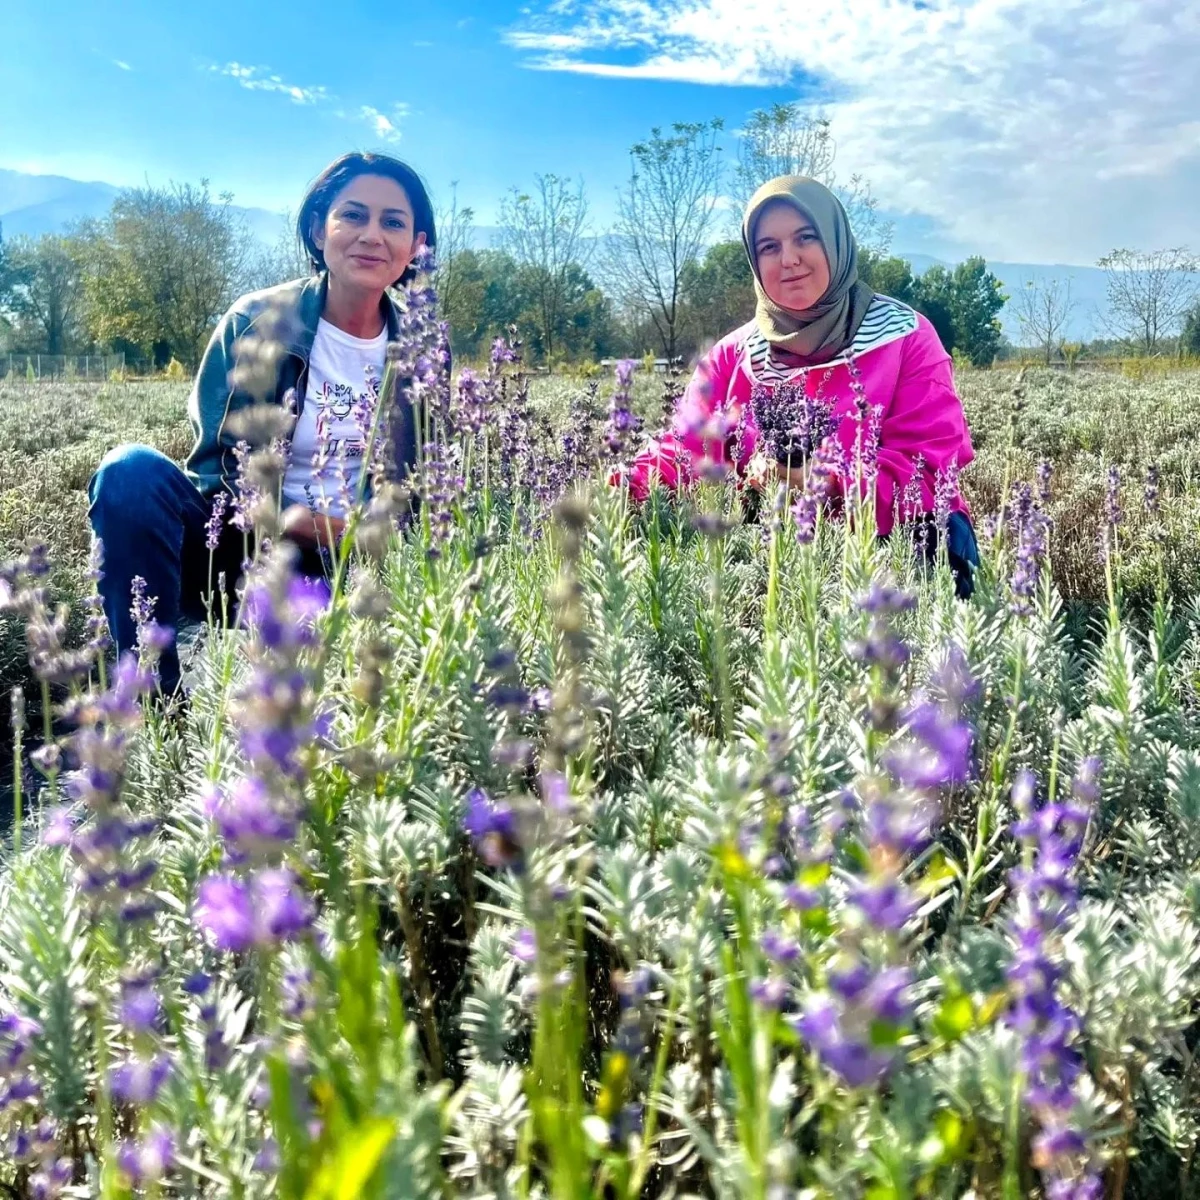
[212,62,329,105]
[359,104,410,144]
[505,0,1200,263]
[112,59,132,72]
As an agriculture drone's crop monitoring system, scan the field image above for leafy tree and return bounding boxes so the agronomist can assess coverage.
[947,256,1006,367]
[1183,302,1200,357]
[549,261,618,362]
[1098,247,1199,355]
[910,258,1005,367]
[678,240,755,357]
[77,181,254,369]
[733,104,891,252]
[859,252,916,306]
[499,174,591,362]
[911,265,956,352]
[439,248,615,363]
[439,248,521,359]
[606,121,724,361]
[0,233,85,354]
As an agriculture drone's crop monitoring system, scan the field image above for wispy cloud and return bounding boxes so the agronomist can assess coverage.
[208,60,411,148]
[505,0,1200,263]
[112,59,132,72]
[359,104,410,144]
[211,62,329,105]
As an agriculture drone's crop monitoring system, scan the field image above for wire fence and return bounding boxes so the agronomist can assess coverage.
[0,353,126,382]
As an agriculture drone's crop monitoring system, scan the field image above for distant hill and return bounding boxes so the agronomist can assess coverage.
[903,253,1109,341]
[0,169,121,238]
[2,169,1111,340]
[0,168,290,249]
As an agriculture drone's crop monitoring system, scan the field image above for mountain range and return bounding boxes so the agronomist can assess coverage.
[1,169,1109,339]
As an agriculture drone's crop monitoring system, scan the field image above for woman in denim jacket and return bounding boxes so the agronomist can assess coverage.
[88,151,438,694]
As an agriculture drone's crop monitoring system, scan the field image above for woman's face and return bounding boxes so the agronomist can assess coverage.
[753,201,831,312]
[313,173,425,292]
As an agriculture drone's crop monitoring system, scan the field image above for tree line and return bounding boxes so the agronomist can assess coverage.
[1,105,1196,371]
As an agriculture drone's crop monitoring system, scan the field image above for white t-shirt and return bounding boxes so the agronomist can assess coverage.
[282,318,387,519]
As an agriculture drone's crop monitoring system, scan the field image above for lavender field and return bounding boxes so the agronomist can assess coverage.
[2,319,1200,1198]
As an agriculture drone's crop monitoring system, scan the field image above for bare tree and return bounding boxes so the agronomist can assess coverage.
[499,174,590,361]
[732,104,892,252]
[242,210,309,293]
[434,182,476,321]
[1012,275,1076,365]
[606,121,724,360]
[1098,247,1199,355]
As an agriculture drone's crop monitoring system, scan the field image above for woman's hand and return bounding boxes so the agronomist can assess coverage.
[281,503,345,551]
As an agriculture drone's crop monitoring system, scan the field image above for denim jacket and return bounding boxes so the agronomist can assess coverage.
[183,273,419,498]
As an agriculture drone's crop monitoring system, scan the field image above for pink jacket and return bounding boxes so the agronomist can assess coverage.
[621,295,974,536]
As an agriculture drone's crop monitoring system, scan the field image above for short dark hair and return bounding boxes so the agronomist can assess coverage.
[297,152,437,288]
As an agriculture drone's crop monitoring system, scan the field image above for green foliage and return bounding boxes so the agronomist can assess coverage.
[440,247,617,364]
[1183,302,1200,358]
[911,263,957,350]
[911,257,1007,366]
[74,180,253,369]
[859,250,916,306]
[5,400,1200,1195]
[0,234,87,355]
[678,240,755,355]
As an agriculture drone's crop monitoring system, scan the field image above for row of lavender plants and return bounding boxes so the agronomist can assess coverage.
[1,261,1199,1198]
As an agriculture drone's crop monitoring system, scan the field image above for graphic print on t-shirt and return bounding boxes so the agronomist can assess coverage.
[282,318,388,519]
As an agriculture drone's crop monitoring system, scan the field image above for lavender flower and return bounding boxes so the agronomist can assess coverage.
[901,455,925,525]
[109,1054,172,1105]
[1009,482,1051,618]
[883,700,973,791]
[850,581,916,680]
[194,870,313,953]
[83,540,110,659]
[205,491,229,552]
[415,439,463,554]
[604,360,641,462]
[28,1157,72,1199]
[933,457,959,540]
[791,491,818,545]
[1037,459,1054,507]
[44,652,160,921]
[0,1013,40,1081]
[749,381,836,466]
[1144,462,1160,518]
[116,1125,173,1187]
[118,985,162,1034]
[510,927,537,965]
[463,788,523,871]
[795,961,914,1088]
[1006,761,1101,1200]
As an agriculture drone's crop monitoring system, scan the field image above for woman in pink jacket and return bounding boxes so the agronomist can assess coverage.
[621,175,979,596]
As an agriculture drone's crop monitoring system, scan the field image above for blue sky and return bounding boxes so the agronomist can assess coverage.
[0,1,804,232]
[2,0,1195,265]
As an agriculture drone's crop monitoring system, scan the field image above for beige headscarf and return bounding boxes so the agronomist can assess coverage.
[742,175,876,363]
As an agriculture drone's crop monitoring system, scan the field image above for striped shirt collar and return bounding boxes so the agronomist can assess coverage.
[744,294,918,385]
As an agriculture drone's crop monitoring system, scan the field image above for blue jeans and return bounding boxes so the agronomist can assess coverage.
[87,444,248,694]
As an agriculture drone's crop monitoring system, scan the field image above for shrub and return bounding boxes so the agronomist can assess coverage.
[1,322,1200,1197]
